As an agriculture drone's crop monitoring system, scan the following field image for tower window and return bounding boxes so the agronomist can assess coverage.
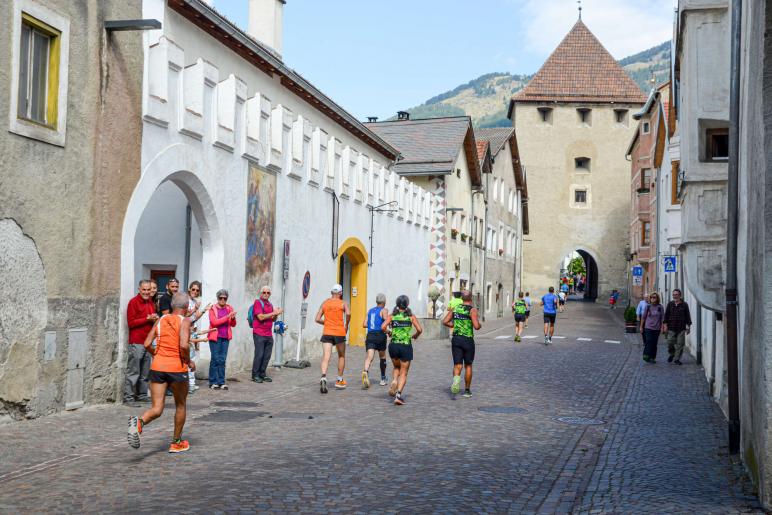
[706,128,729,161]
[577,108,592,126]
[574,157,591,172]
[575,190,587,203]
[614,109,629,125]
[537,107,553,124]
[642,121,650,134]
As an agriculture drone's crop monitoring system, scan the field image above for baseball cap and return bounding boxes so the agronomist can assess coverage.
[331,284,343,294]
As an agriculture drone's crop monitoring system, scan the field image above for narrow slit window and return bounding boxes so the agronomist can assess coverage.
[575,157,591,172]
[614,109,629,125]
[706,128,729,161]
[537,107,553,124]
[642,121,650,134]
[576,108,592,125]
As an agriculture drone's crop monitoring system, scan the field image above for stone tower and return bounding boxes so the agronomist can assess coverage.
[508,20,646,299]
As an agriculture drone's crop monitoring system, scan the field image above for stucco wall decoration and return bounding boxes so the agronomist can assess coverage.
[246,165,276,289]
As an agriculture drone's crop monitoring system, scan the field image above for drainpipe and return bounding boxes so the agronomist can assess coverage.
[183,203,192,288]
[695,300,702,366]
[725,0,742,455]
[481,174,489,321]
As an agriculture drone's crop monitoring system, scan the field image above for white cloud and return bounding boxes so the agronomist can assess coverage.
[520,0,675,61]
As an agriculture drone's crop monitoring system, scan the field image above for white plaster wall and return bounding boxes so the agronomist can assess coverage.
[121,1,433,376]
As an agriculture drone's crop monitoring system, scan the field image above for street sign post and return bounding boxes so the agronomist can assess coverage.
[632,265,643,277]
[285,267,311,369]
[633,276,643,286]
[663,256,677,273]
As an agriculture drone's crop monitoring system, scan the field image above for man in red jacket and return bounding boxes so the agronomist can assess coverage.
[125,280,159,404]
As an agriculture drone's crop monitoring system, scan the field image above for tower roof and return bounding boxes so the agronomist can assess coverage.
[513,20,647,105]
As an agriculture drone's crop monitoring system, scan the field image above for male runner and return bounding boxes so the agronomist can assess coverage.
[524,292,532,328]
[314,284,351,393]
[362,293,389,388]
[127,293,193,453]
[443,290,481,398]
[541,287,559,345]
[513,292,527,342]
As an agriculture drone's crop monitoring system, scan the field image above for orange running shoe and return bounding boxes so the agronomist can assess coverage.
[334,379,347,389]
[169,440,190,453]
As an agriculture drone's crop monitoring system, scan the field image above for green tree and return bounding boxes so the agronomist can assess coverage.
[568,256,586,276]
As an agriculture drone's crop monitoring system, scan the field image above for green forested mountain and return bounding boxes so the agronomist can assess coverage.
[399,41,671,128]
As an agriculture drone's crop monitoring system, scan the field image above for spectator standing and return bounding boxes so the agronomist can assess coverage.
[208,289,237,390]
[640,292,665,363]
[185,281,211,392]
[663,289,692,365]
[636,294,649,323]
[150,279,159,312]
[158,278,180,315]
[252,286,282,383]
[125,280,158,404]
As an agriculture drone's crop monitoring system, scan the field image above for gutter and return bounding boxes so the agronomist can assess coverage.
[725,0,741,455]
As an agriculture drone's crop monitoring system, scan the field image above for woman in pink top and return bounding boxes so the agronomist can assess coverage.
[640,292,665,363]
[251,286,283,383]
[208,289,237,390]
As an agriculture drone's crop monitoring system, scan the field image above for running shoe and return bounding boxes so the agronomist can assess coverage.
[451,375,461,395]
[544,336,549,345]
[335,379,347,389]
[388,380,398,397]
[220,384,229,390]
[189,384,199,392]
[379,377,388,386]
[127,416,143,449]
[548,337,553,344]
[262,376,273,383]
[514,335,521,342]
[463,389,472,398]
[320,377,328,394]
[168,439,190,453]
[361,371,370,389]
[210,384,220,390]
[394,393,405,405]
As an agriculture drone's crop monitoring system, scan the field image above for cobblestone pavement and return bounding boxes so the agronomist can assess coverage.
[0,302,763,513]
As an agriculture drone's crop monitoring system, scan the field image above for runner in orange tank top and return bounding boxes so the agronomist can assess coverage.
[127,292,193,454]
[314,284,351,393]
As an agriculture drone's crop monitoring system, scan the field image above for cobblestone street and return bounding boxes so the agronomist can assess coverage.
[0,302,762,513]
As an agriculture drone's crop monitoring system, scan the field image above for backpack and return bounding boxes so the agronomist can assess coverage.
[247,299,266,326]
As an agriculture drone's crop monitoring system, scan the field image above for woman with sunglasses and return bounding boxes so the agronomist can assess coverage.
[208,289,237,390]
[186,281,212,393]
[640,292,664,363]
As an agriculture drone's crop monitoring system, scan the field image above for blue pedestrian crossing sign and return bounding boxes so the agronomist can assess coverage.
[632,266,643,277]
[663,256,677,273]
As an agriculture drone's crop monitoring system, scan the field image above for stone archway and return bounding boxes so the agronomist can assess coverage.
[576,249,599,300]
[337,237,368,346]
[118,145,225,392]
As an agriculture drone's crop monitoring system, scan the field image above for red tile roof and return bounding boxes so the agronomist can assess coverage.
[513,20,647,104]
[476,139,490,161]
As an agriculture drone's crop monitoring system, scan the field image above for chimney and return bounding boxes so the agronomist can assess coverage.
[248,0,285,57]
[397,111,410,121]
[367,116,378,123]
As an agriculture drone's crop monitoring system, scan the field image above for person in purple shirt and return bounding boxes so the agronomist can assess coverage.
[639,292,665,363]
[207,289,237,390]
[251,286,283,383]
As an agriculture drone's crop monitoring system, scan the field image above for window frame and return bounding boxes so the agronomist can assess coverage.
[614,109,629,125]
[574,157,591,172]
[574,189,587,204]
[576,107,592,126]
[706,128,729,162]
[9,0,70,146]
[642,121,650,134]
[537,106,553,124]
[642,221,651,246]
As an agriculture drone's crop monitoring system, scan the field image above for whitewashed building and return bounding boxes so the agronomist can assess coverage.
[121,0,434,375]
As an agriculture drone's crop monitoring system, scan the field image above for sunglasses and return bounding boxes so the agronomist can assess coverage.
[261,291,271,295]
[218,296,228,300]
[190,288,200,292]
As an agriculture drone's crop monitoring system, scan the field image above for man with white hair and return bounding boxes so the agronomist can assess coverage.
[314,284,351,393]
[361,293,389,388]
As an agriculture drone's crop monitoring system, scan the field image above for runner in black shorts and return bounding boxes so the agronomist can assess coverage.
[540,287,559,345]
[362,294,389,388]
[442,290,481,398]
[382,295,422,405]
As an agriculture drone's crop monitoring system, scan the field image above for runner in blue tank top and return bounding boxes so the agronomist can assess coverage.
[361,293,389,389]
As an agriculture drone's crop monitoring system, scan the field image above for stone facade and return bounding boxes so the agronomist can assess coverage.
[0,0,144,421]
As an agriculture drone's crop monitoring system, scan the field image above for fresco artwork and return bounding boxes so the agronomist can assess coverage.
[245,165,276,289]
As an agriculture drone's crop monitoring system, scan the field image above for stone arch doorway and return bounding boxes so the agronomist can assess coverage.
[337,237,368,347]
[576,249,599,301]
[119,153,225,389]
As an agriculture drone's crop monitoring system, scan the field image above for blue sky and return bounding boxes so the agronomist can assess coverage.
[213,0,674,120]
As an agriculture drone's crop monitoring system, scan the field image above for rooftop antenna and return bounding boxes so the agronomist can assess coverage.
[577,0,582,20]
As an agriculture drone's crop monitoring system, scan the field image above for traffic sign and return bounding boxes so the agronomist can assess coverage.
[633,276,643,286]
[302,271,311,299]
[632,265,643,277]
[663,256,677,273]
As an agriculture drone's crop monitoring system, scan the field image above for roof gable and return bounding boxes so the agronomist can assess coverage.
[366,117,482,186]
[513,20,647,105]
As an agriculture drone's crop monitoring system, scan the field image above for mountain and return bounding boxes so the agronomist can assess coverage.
[400,41,671,128]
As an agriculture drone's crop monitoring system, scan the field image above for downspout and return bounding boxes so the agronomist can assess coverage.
[725,0,742,455]
[481,174,489,321]
[183,203,192,289]
[695,300,702,366]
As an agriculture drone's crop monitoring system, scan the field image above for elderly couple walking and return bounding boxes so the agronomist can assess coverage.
[639,289,692,365]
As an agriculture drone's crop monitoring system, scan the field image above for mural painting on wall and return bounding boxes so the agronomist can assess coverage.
[246,165,276,289]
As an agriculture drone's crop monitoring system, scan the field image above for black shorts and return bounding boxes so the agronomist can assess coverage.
[388,342,414,362]
[525,310,531,317]
[514,314,526,323]
[365,331,387,351]
[451,335,475,365]
[559,299,565,305]
[320,335,346,345]
[148,370,188,384]
[544,313,557,325]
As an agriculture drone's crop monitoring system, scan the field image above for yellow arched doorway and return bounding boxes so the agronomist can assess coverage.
[337,237,368,346]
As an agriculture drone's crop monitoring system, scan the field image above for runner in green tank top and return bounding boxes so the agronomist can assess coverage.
[512,291,527,342]
[381,295,422,406]
[442,290,481,397]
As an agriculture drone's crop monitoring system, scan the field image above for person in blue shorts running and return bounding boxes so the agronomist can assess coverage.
[541,287,559,345]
